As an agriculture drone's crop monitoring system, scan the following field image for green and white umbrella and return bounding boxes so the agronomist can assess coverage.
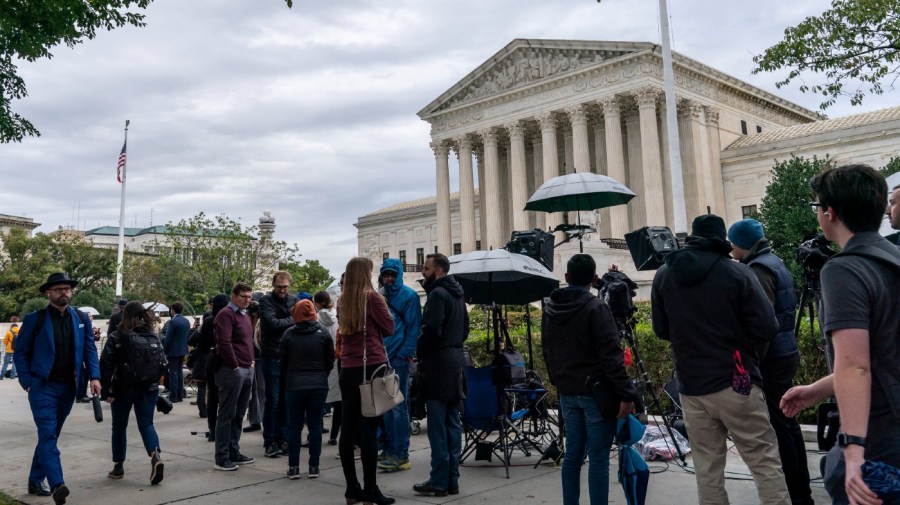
[525,172,635,213]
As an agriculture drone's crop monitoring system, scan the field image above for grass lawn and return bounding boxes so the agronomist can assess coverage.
[0,490,19,505]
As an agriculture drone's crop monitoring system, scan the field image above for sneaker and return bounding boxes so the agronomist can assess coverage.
[232,454,255,465]
[308,466,319,479]
[243,423,261,433]
[108,462,124,480]
[449,487,460,495]
[287,466,301,480]
[377,452,388,463]
[265,444,282,458]
[51,484,70,505]
[150,451,164,485]
[413,481,448,497]
[28,480,51,496]
[327,438,337,446]
[378,456,411,472]
[215,460,238,471]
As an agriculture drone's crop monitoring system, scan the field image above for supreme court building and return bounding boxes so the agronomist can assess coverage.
[356,39,900,288]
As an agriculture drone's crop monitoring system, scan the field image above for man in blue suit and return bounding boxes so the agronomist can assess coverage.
[15,272,101,505]
[164,301,190,403]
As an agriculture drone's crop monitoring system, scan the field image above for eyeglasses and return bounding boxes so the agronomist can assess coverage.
[48,287,72,293]
[236,294,253,300]
[810,202,826,214]
[273,285,290,290]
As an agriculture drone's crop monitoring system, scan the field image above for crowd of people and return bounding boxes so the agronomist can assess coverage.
[6,163,899,505]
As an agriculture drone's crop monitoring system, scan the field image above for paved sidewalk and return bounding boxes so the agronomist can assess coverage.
[0,379,830,504]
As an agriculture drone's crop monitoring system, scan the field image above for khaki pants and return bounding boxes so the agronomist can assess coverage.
[681,385,790,505]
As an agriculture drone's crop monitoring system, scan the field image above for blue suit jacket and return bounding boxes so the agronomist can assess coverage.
[14,306,101,391]
[163,314,190,357]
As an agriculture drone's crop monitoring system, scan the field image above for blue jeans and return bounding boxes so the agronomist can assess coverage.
[1,353,16,378]
[27,379,76,488]
[111,387,161,462]
[167,357,184,401]
[425,399,462,491]
[382,358,410,460]
[285,388,327,467]
[260,356,285,445]
[559,394,616,505]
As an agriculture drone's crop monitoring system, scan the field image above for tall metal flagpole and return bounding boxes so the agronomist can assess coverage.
[114,120,130,301]
[658,0,687,235]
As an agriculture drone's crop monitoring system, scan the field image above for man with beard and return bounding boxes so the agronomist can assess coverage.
[258,271,299,457]
[15,273,102,505]
[413,253,467,497]
[887,183,900,239]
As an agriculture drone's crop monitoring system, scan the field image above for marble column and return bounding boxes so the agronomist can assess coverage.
[568,105,591,172]
[633,87,666,226]
[705,107,726,215]
[455,136,476,253]
[505,121,529,233]
[432,142,452,254]
[563,122,574,175]
[537,112,563,237]
[480,129,502,250]
[598,97,629,238]
[591,115,611,237]
[625,108,645,228]
[531,132,545,231]
[475,147,487,249]
[678,101,705,221]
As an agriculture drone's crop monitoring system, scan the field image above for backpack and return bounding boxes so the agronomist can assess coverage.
[116,330,164,386]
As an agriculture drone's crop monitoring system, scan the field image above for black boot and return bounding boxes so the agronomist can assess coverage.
[363,485,395,505]
[344,484,365,505]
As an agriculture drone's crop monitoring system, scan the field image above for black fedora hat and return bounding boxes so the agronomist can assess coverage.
[39,272,79,293]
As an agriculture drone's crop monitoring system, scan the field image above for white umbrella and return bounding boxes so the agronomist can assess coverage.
[448,249,559,306]
[143,302,169,313]
[78,306,100,317]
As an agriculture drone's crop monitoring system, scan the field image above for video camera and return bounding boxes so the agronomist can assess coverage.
[795,234,835,292]
[594,267,638,321]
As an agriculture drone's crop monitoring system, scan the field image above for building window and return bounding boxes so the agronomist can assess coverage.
[399,250,406,265]
[740,120,748,135]
[453,243,461,255]
[382,252,389,261]
[476,240,482,251]
[741,205,758,218]
[756,125,762,133]
[416,248,424,266]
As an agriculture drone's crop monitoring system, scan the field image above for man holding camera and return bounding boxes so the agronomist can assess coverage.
[782,164,900,505]
[651,215,788,505]
[542,254,639,505]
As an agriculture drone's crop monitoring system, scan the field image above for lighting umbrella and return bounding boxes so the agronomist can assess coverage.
[142,302,169,314]
[78,306,100,317]
[525,172,636,252]
[448,249,559,306]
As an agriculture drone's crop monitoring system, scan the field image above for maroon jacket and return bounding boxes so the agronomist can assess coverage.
[338,291,394,369]
[214,304,254,369]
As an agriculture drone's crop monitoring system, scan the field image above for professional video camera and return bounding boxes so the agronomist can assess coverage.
[593,266,638,321]
[795,234,835,275]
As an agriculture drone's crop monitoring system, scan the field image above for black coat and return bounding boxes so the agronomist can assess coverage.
[99,325,167,399]
[258,293,298,358]
[418,275,468,402]
[278,320,334,391]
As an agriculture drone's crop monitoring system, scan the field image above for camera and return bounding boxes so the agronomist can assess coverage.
[795,234,835,272]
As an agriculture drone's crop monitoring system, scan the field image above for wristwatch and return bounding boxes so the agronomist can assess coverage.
[837,433,867,448]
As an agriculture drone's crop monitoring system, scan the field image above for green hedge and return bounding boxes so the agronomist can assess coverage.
[464,301,830,423]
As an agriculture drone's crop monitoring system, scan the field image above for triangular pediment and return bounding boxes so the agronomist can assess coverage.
[418,39,655,118]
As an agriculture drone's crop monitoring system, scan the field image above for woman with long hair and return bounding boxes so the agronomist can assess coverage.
[337,258,395,505]
[314,290,342,446]
[99,301,168,485]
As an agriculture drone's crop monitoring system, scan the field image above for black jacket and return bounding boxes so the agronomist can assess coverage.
[99,325,167,399]
[258,293,298,358]
[542,287,639,415]
[651,237,778,396]
[418,274,468,402]
[278,321,334,391]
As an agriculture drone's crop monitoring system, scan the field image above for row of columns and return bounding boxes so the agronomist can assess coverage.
[432,88,722,254]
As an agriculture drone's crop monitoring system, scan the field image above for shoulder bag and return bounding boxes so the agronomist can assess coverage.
[359,302,404,417]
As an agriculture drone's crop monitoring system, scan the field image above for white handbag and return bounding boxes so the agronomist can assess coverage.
[359,307,404,418]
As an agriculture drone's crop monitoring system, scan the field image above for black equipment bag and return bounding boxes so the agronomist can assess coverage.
[117,330,164,387]
[624,226,679,271]
[491,348,526,387]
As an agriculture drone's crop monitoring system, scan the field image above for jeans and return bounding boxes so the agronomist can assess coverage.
[339,365,382,491]
[215,367,253,464]
[167,357,184,401]
[111,387,161,462]
[260,356,285,445]
[1,353,16,378]
[285,388,327,467]
[559,394,616,505]
[425,398,462,491]
[27,379,76,488]
[382,358,411,460]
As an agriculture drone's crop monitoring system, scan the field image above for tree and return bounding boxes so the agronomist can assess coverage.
[282,259,334,295]
[880,156,900,179]
[752,0,900,110]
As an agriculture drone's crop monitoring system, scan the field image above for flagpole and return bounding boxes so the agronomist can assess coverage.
[115,120,130,301]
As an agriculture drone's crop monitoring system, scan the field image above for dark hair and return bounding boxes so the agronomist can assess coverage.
[313,290,333,309]
[810,164,887,232]
[426,253,450,274]
[232,282,253,295]
[118,300,155,334]
[210,294,229,316]
[272,270,291,285]
[567,254,596,286]
[171,301,184,314]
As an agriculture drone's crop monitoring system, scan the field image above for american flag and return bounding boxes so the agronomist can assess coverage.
[117,141,127,183]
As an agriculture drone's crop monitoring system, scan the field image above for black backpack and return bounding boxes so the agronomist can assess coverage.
[116,330,164,386]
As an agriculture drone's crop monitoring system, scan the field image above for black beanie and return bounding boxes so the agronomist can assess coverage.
[690,214,727,241]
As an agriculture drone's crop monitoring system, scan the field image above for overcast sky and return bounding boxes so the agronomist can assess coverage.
[1,0,894,277]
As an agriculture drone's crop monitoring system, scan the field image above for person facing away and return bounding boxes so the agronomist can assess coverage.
[413,253,468,498]
[728,218,814,505]
[279,299,334,480]
[163,301,190,403]
[200,294,230,441]
[542,253,639,505]
[377,258,422,474]
[258,270,299,458]
[14,272,102,505]
[314,290,342,446]
[100,300,167,485]
[212,282,257,471]
[782,164,900,505]
[651,214,789,505]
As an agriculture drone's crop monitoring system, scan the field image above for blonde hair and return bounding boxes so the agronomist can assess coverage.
[338,257,375,335]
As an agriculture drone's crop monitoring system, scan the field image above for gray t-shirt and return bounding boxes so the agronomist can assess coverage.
[820,232,900,465]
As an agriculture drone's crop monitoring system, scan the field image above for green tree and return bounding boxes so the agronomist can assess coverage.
[282,259,334,295]
[757,155,831,283]
[880,156,900,179]
[752,0,900,110]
